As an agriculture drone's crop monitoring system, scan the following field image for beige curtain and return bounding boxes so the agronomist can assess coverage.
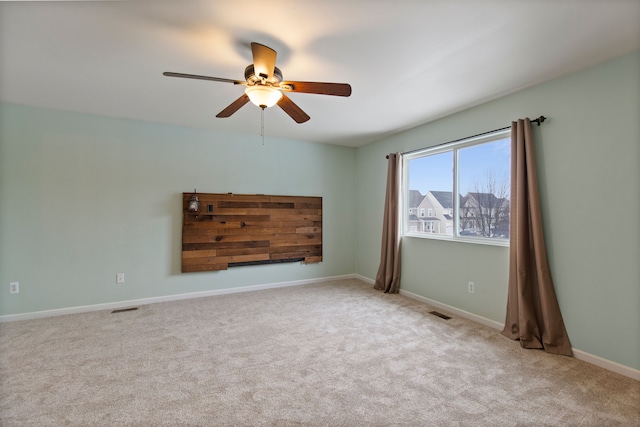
[374,153,402,293]
[502,119,572,356]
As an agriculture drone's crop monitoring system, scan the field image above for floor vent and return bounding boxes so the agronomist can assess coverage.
[111,307,138,314]
[429,311,451,320]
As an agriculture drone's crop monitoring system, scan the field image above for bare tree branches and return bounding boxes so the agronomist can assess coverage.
[461,171,510,238]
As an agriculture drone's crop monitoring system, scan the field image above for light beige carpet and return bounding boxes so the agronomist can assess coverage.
[1,279,638,426]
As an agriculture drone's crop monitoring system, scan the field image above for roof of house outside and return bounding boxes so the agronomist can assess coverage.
[466,192,508,208]
[430,191,454,208]
[408,190,425,208]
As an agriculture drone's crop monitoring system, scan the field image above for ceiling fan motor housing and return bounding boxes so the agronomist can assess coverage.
[244,64,283,86]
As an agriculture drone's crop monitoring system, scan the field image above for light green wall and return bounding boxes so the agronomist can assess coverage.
[0,104,355,315]
[355,51,640,370]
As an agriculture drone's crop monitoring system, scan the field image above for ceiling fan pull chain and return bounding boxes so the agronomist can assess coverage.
[261,107,265,145]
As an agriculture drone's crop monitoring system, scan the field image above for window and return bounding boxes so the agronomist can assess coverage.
[403,129,510,244]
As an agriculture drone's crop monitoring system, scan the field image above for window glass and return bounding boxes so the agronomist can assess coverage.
[404,130,510,244]
[406,151,453,236]
[458,138,510,239]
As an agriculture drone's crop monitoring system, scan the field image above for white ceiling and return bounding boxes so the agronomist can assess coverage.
[1,0,639,147]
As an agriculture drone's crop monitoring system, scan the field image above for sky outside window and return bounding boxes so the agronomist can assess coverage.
[408,137,510,195]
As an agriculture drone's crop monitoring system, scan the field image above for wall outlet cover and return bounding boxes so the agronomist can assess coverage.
[10,282,19,294]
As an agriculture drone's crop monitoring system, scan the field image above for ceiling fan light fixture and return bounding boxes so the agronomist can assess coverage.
[245,85,283,109]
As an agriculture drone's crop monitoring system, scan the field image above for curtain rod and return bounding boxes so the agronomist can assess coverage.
[386,116,547,159]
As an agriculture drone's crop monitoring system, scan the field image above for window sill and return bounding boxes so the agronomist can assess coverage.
[403,232,509,248]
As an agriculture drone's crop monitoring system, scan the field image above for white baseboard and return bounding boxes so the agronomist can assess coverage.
[0,274,357,323]
[398,288,505,330]
[354,274,375,285]
[571,348,640,381]
[395,286,640,381]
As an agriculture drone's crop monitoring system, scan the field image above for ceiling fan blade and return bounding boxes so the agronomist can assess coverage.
[281,81,352,97]
[163,72,245,85]
[277,93,310,123]
[216,94,250,118]
[251,42,277,80]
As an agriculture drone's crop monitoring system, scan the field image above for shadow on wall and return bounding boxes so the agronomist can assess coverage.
[171,192,183,276]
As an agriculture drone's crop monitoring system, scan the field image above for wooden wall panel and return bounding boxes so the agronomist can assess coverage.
[182,193,322,273]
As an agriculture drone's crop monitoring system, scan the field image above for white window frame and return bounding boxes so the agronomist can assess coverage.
[402,129,511,247]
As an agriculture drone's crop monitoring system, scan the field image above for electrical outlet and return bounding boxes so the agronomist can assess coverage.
[116,273,125,284]
[10,282,19,294]
[468,281,475,293]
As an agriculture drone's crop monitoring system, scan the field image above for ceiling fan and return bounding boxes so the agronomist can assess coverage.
[163,42,352,124]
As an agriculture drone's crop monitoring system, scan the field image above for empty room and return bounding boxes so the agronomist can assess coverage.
[1,1,638,425]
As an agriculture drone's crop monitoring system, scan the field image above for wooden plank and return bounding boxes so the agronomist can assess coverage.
[182,224,272,237]
[185,215,271,223]
[183,230,253,239]
[271,253,309,261]
[182,256,220,266]
[263,214,322,222]
[182,233,262,244]
[271,196,320,204]
[186,221,245,230]
[240,227,296,234]
[216,247,270,257]
[209,226,321,237]
[294,202,323,209]
[246,220,320,228]
[182,242,267,251]
[218,201,295,209]
[303,256,323,264]
[210,207,319,217]
[296,227,322,233]
[269,245,321,254]
[268,208,320,216]
[183,243,213,251]
[189,228,294,238]
[182,249,217,259]
[214,194,272,202]
[182,240,270,251]
[262,236,320,246]
[271,248,322,260]
[182,253,270,266]
[222,253,270,264]
[185,240,271,255]
[212,207,271,215]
